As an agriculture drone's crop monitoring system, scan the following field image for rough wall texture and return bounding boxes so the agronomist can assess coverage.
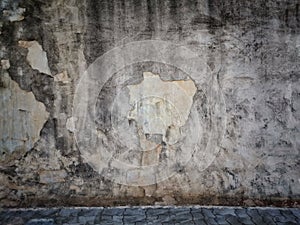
[0,0,299,207]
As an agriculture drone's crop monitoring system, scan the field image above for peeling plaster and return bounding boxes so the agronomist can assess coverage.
[2,8,25,22]
[127,72,197,147]
[0,72,49,154]
[18,41,52,76]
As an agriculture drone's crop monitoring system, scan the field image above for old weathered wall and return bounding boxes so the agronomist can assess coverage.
[0,0,299,207]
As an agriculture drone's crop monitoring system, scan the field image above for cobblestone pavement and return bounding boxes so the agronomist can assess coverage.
[0,206,299,225]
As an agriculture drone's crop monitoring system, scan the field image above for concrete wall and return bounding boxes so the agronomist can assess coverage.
[0,0,299,207]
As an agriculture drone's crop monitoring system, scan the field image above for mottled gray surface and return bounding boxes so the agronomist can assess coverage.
[0,206,299,225]
[0,0,299,207]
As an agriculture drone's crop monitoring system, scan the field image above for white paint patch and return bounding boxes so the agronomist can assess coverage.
[1,59,10,70]
[19,41,52,75]
[66,117,76,133]
[54,71,69,83]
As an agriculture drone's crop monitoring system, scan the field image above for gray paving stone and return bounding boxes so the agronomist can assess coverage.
[191,211,204,219]
[146,221,161,225]
[202,208,215,218]
[124,208,145,216]
[98,222,114,225]
[204,217,219,225]
[191,208,202,213]
[10,210,38,221]
[62,216,78,223]
[262,216,277,225]
[0,209,8,214]
[100,215,113,221]
[121,223,135,225]
[0,212,11,222]
[173,211,191,217]
[63,223,81,225]
[93,214,101,223]
[59,208,80,217]
[193,218,207,225]
[247,208,267,225]
[25,218,55,225]
[176,219,195,225]
[217,222,231,225]
[4,217,25,225]
[135,222,146,225]
[112,215,123,222]
[102,208,124,216]
[173,212,192,222]
[123,214,146,223]
[290,208,300,219]
[215,215,231,225]
[273,214,295,223]
[262,208,282,217]
[156,214,175,222]
[214,207,236,216]
[258,209,278,225]
[100,214,113,220]
[78,215,96,224]
[237,216,254,225]
[280,209,298,223]
[80,208,102,216]
[146,208,169,216]
[169,208,190,215]
[152,216,174,224]
[1,206,299,225]
[225,215,243,225]
[145,215,158,221]
[54,217,67,224]
[39,209,60,217]
[234,208,249,218]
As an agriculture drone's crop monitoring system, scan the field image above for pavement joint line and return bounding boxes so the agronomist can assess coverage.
[189,207,196,225]
[121,207,125,225]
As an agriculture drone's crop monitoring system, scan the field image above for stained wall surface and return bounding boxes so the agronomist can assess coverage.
[0,0,299,207]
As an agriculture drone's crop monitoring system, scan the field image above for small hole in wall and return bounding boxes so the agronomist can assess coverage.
[128,119,134,126]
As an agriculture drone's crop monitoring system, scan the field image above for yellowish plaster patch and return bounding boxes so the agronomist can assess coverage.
[127,72,196,149]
